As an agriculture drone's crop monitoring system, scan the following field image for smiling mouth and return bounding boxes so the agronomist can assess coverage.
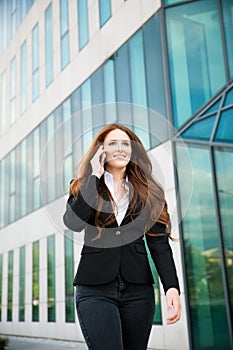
[113,155,126,159]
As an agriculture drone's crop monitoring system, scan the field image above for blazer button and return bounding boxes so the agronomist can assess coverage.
[115,230,121,236]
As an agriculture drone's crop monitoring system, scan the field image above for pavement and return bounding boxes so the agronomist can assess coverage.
[5,336,87,350]
[4,335,158,349]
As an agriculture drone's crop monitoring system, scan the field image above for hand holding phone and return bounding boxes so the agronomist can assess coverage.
[90,145,106,178]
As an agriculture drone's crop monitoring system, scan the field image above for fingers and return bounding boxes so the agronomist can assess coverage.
[166,288,181,325]
[90,145,106,178]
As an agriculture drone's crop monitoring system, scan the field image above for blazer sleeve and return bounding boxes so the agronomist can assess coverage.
[146,222,180,295]
[63,175,100,232]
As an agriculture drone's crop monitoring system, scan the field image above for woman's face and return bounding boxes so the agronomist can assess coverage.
[103,129,132,171]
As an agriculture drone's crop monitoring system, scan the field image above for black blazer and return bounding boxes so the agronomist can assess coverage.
[63,175,180,294]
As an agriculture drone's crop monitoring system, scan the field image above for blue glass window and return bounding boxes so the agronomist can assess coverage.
[32,241,39,322]
[60,0,70,69]
[91,69,105,132]
[0,159,6,228]
[176,144,231,350]
[32,24,39,101]
[9,150,16,223]
[166,0,226,127]
[47,235,56,322]
[10,57,16,124]
[33,128,41,210]
[1,70,7,135]
[203,98,221,115]
[21,0,27,20]
[143,15,166,118]
[81,79,93,152]
[163,0,187,4]
[78,0,89,50]
[182,116,216,141]
[215,149,233,319]
[215,109,233,143]
[21,139,28,216]
[99,0,111,27]
[129,31,149,149]
[47,115,56,202]
[20,41,27,113]
[2,0,7,52]
[7,251,13,321]
[222,0,233,79]
[103,60,117,122]
[11,0,17,37]
[45,3,53,86]
[19,246,25,322]
[224,87,233,107]
[64,231,75,322]
[62,99,73,190]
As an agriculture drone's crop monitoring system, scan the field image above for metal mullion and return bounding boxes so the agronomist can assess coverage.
[210,90,226,142]
[210,147,233,350]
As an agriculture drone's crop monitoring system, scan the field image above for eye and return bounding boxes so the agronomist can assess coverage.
[108,141,116,146]
[122,142,130,147]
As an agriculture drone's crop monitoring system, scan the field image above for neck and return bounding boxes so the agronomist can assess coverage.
[105,167,126,182]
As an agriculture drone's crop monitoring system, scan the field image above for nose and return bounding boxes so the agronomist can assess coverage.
[116,141,123,151]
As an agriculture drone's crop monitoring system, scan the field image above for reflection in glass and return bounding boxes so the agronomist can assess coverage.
[78,0,89,50]
[65,231,75,322]
[214,148,233,318]
[33,129,41,210]
[45,3,53,86]
[21,139,28,216]
[222,0,233,79]
[215,109,233,143]
[19,246,25,322]
[224,87,233,107]
[144,238,162,324]
[10,150,16,223]
[1,70,7,134]
[20,41,27,113]
[182,115,216,141]
[0,159,5,228]
[176,144,231,349]
[166,0,226,127]
[32,241,39,322]
[47,235,56,322]
[104,60,117,122]
[60,0,70,69]
[32,24,39,101]
[129,31,149,148]
[7,251,13,321]
[81,79,93,153]
[10,57,16,124]
[99,0,111,27]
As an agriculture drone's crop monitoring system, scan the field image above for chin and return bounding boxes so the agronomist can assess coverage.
[106,159,129,168]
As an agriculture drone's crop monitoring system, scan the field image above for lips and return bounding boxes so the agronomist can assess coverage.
[113,155,126,159]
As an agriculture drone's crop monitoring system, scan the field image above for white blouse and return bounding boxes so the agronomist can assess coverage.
[104,171,129,226]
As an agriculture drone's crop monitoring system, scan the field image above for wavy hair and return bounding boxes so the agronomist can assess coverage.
[70,123,171,238]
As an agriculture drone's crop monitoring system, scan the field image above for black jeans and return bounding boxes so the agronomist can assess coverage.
[76,274,155,350]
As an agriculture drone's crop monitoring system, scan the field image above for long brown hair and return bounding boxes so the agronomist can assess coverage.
[70,123,171,237]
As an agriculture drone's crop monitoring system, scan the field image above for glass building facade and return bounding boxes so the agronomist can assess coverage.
[0,1,232,349]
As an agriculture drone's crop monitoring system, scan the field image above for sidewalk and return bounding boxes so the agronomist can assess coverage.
[6,336,87,350]
[5,335,159,349]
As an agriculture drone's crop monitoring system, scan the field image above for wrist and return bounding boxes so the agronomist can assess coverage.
[166,287,179,296]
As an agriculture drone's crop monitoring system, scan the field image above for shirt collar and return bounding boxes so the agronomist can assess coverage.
[104,170,129,190]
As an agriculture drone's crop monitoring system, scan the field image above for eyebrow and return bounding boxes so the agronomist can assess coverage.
[106,139,130,142]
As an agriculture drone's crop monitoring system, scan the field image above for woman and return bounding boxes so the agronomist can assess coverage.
[63,123,181,350]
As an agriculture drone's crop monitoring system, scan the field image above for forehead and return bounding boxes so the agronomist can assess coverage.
[104,129,130,141]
